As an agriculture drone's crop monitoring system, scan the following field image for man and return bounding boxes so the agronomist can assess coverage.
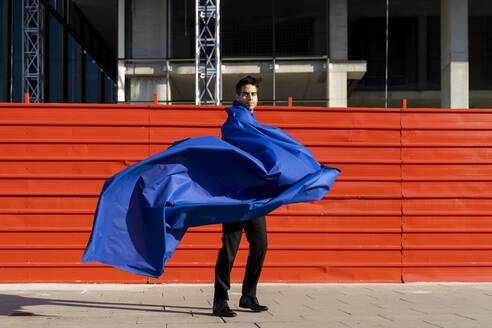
[213,76,269,317]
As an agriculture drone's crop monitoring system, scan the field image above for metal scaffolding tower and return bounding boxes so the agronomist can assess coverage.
[22,0,44,103]
[195,0,221,105]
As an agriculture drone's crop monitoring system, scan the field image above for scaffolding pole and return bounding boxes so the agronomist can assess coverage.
[195,0,221,105]
[22,0,44,103]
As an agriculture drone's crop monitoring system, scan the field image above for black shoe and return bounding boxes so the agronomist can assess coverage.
[213,299,237,317]
[239,296,268,312]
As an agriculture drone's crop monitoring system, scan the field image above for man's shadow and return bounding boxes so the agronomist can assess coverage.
[0,294,217,317]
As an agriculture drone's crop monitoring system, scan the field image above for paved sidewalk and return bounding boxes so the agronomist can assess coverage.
[0,283,492,327]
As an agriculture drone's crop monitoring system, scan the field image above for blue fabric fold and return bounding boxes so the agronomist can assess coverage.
[81,102,341,277]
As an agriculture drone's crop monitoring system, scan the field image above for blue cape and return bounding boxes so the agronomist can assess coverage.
[81,102,341,277]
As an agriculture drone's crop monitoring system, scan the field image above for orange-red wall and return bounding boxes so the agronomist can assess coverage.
[1,103,491,283]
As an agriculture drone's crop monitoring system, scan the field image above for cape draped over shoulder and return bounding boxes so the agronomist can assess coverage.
[81,102,341,277]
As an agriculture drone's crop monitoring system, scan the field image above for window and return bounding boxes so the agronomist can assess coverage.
[170,0,194,58]
[46,14,62,102]
[275,0,327,57]
[0,0,3,100]
[349,17,418,90]
[84,53,100,103]
[470,17,492,90]
[66,34,80,102]
[12,0,23,102]
[426,16,440,90]
[222,0,273,57]
[172,0,328,59]
[104,76,115,103]
[48,0,64,15]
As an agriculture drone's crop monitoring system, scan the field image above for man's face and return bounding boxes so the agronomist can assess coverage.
[235,84,258,111]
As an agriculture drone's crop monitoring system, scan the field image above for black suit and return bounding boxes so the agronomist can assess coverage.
[214,216,267,300]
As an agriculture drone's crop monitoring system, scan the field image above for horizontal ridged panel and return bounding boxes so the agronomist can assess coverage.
[0,197,402,215]
[402,111,492,130]
[402,130,492,146]
[402,267,492,283]
[402,148,492,163]
[403,199,492,215]
[0,161,130,178]
[0,104,400,283]
[0,266,402,283]
[0,179,401,199]
[402,109,492,282]
[403,165,492,181]
[403,216,492,232]
[0,214,93,227]
[403,182,492,198]
[3,103,491,283]
[403,233,492,249]
[336,164,401,181]
[0,196,98,212]
[0,232,400,250]
[311,147,401,164]
[0,144,153,160]
[0,249,402,266]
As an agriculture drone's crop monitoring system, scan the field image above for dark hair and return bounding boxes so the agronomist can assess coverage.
[235,76,259,95]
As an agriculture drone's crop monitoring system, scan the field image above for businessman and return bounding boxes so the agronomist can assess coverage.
[213,76,269,317]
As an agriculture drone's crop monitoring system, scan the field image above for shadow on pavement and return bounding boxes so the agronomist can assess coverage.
[0,294,217,317]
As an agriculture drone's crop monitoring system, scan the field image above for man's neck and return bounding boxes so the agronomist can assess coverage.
[233,100,254,112]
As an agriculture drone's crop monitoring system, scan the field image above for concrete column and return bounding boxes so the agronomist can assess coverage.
[327,61,348,108]
[327,0,348,107]
[117,0,125,102]
[441,0,469,108]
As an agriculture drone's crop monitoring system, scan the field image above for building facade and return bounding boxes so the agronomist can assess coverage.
[119,0,492,108]
[0,0,116,103]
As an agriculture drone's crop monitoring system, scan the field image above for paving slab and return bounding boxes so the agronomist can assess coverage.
[0,283,492,328]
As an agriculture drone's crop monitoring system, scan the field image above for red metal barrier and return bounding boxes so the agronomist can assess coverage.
[401,108,492,282]
[0,103,491,283]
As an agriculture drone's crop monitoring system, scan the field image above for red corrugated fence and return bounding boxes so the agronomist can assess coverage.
[0,103,491,283]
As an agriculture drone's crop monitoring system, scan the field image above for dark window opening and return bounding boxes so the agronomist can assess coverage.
[66,34,80,102]
[172,0,327,58]
[46,14,61,102]
[170,0,194,58]
[0,0,3,101]
[12,0,23,102]
[84,53,100,103]
[349,17,418,91]
[426,16,440,90]
[470,16,492,90]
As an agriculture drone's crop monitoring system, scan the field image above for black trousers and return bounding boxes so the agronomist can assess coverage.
[214,216,267,301]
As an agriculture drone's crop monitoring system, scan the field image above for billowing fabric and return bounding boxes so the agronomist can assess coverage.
[82,102,341,277]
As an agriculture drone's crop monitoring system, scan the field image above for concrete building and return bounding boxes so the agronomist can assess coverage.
[2,0,492,108]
